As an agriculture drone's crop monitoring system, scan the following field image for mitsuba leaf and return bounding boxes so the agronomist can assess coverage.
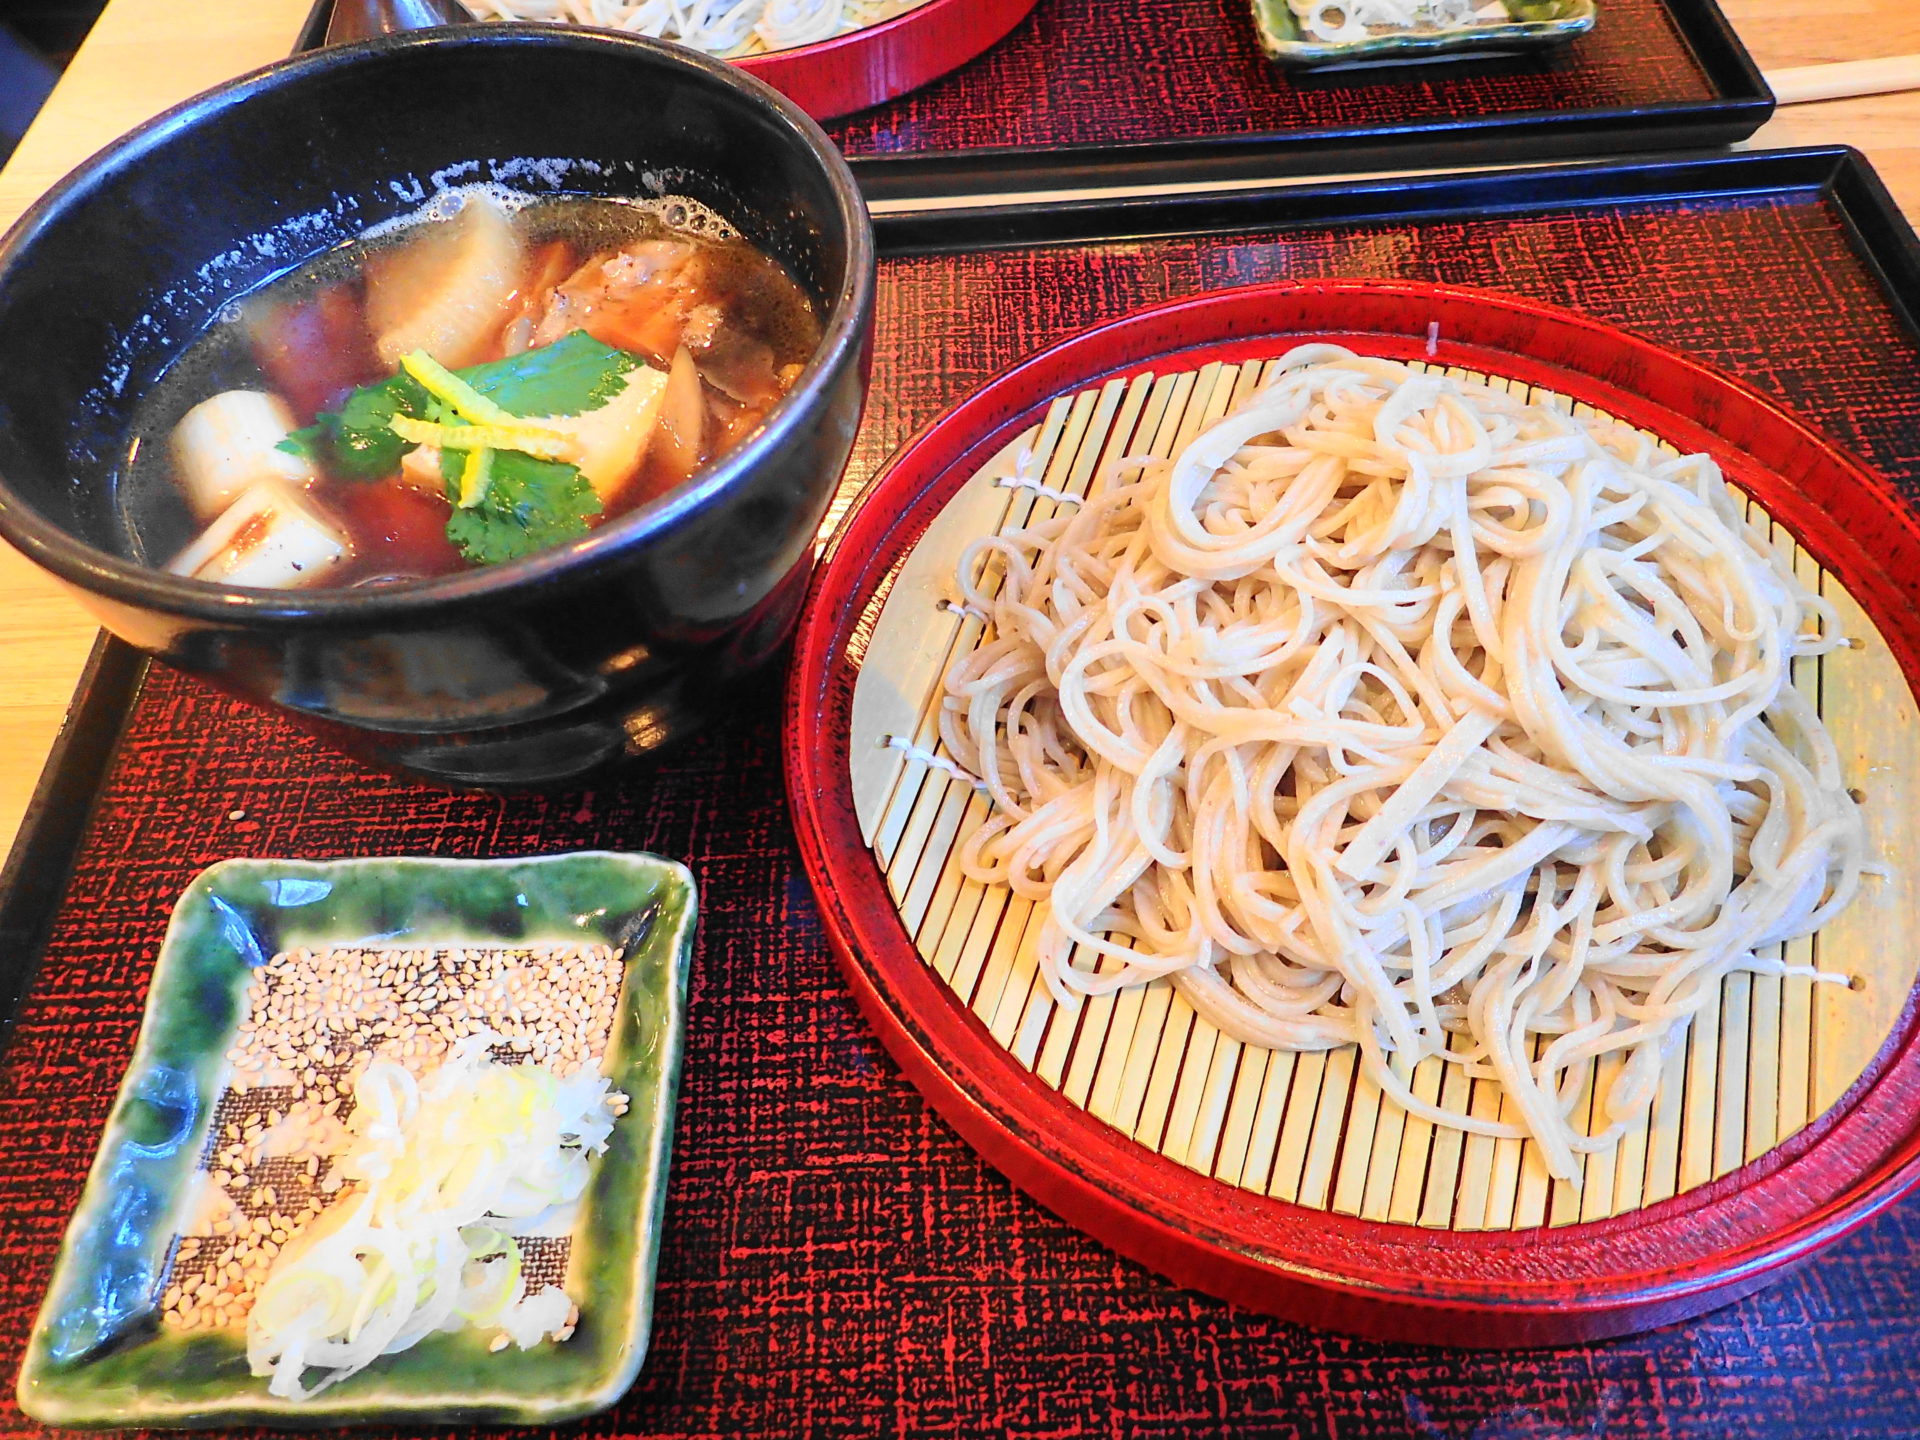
[298,332,638,489]
[277,426,323,461]
[303,372,431,481]
[456,332,639,419]
[439,446,602,566]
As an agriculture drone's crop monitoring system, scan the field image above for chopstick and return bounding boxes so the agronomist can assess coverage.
[1766,55,1920,107]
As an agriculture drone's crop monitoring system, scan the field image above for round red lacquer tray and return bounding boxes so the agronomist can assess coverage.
[783,280,1920,1346]
[730,0,1036,119]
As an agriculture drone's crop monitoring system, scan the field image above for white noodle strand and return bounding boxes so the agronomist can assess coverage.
[938,348,1866,1181]
[467,0,927,56]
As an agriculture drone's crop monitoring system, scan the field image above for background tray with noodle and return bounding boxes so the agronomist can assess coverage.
[822,0,1768,200]
[296,0,1041,122]
[2,146,1920,1429]
[294,0,1771,201]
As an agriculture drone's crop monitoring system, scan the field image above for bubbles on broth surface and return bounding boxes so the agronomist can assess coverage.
[117,186,817,587]
[359,183,541,238]
[358,183,742,244]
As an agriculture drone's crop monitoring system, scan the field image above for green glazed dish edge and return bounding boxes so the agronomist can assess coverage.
[17,851,696,1429]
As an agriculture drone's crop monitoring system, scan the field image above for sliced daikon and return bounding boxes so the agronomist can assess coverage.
[169,390,316,519]
[365,197,525,370]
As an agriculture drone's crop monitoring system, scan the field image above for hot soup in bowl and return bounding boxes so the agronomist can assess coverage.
[0,27,874,787]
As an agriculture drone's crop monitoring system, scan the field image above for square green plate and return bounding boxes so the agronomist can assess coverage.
[1250,0,1596,67]
[17,851,696,1429]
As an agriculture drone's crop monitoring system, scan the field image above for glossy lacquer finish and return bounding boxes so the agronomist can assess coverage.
[828,0,1768,198]
[785,281,1920,1346]
[18,853,696,1427]
[0,28,874,789]
[736,0,1039,120]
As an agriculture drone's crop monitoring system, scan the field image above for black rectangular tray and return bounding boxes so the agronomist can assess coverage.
[4,146,1920,1438]
[295,0,1774,201]
[5,141,1918,1033]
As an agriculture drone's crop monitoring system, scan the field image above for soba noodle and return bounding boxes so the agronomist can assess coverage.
[467,0,928,56]
[937,347,1867,1181]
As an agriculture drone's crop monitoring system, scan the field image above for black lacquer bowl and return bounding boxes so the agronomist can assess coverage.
[0,26,874,788]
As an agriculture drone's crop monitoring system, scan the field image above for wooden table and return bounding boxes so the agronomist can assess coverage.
[0,0,1916,853]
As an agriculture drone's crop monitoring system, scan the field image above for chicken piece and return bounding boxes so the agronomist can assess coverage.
[531,239,700,364]
[497,241,579,358]
[707,391,770,455]
[531,234,813,414]
[167,479,350,588]
[364,196,525,369]
[679,299,781,407]
[170,390,316,520]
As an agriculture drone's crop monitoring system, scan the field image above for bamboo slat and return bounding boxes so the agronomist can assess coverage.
[846,353,1918,1231]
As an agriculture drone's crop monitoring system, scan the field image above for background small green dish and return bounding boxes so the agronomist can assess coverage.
[1251,0,1596,68]
[17,851,695,1429]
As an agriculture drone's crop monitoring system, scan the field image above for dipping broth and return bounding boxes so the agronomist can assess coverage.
[120,189,823,589]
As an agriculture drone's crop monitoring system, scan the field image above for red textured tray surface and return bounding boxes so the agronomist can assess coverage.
[828,0,1716,157]
[5,189,1920,1435]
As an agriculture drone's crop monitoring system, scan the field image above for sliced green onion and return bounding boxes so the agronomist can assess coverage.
[245,1032,624,1401]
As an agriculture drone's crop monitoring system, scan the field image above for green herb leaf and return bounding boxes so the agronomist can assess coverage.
[292,331,639,489]
[277,426,323,461]
[299,372,431,482]
[456,331,639,419]
[439,446,602,566]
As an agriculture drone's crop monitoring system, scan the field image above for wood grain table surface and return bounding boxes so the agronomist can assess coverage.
[0,0,1913,852]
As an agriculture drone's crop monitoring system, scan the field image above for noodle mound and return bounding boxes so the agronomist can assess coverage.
[939,346,1866,1180]
[469,0,929,56]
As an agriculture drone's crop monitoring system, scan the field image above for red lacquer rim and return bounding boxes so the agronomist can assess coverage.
[733,0,1039,120]
[784,280,1920,1346]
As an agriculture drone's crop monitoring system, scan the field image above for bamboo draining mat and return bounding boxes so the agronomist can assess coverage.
[847,353,1919,1231]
